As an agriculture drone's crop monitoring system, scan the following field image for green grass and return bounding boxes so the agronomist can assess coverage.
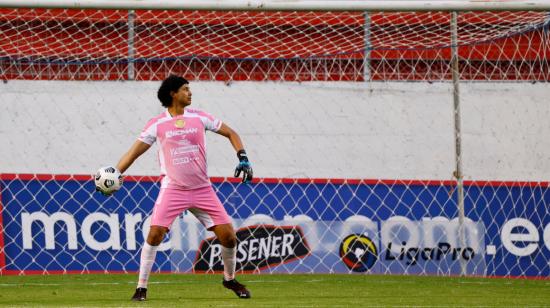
[0,273,549,307]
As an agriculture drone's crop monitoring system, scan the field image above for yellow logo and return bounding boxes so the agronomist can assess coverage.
[174,119,186,128]
[339,234,377,272]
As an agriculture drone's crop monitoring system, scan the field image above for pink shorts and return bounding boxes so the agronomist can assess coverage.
[150,185,232,230]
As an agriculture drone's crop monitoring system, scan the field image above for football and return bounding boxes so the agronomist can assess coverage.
[94,166,123,195]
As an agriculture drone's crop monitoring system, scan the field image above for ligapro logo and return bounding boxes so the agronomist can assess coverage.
[339,234,378,272]
[337,216,550,271]
[339,217,480,271]
[339,234,478,272]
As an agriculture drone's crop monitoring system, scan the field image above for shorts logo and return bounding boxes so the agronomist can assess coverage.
[174,119,186,128]
[339,234,377,272]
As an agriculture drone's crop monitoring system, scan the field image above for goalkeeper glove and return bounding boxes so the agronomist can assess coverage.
[234,149,253,183]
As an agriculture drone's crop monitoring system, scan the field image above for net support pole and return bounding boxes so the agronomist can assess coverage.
[451,11,467,276]
[127,9,135,81]
[363,11,371,83]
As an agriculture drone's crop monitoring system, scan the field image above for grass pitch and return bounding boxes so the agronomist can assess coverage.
[0,273,548,307]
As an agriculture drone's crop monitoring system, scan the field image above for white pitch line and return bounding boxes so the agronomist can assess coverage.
[0,281,177,287]
[457,281,492,285]
[304,279,324,283]
[0,283,62,287]
[1,279,316,287]
[217,279,326,284]
[458,281,518,285]
[242,280,289,283]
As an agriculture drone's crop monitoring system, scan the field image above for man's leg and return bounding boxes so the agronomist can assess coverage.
[132,225,168,301]
[211,223,237,280]
[211,223,251,299]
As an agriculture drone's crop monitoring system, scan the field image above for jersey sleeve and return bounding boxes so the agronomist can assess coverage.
[196,109,223,132]
[138,118,157,145]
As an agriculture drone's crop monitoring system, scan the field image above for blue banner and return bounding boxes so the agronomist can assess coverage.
[0,177,548,277]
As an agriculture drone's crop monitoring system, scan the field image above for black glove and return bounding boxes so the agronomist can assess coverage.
[234,149,253,183]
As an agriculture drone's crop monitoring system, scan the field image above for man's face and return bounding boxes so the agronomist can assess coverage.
[174,84,192,106]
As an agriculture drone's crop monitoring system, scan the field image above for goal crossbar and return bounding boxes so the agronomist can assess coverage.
[1,0,549,11]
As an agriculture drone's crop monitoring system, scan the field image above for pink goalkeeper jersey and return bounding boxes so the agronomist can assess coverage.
[138,108,222,189]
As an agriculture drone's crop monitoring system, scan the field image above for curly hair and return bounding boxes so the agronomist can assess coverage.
[157,75,189,107]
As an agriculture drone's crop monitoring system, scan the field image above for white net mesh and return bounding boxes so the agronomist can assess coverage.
[1,175,548,276]
[0,7,549,277]
[1,9,549,80]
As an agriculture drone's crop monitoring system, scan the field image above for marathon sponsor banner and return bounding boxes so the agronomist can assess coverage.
[192,225,310,272]
[0,176,549,277]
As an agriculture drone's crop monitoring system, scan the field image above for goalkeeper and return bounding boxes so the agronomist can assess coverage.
[101,75,253,301]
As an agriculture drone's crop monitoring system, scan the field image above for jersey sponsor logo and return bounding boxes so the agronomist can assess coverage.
[174,119,185,128]
[170,145,199,156]
[339,234,378,272]
[165,128,198,138]
[172,156,199,165]
[193,225,310,272]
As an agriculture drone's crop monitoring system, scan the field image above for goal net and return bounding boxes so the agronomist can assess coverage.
[0,3,549,277]
[1,8,548,81]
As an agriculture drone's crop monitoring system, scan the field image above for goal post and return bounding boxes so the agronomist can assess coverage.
[0,0,549,278]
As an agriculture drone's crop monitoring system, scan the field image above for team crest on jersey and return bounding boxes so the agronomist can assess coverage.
[174,119,186,128]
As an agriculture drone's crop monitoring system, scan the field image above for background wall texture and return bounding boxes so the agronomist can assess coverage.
[1,80,548,181]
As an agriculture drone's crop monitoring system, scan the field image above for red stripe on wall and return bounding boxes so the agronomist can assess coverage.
[0,173,93,181]
[0,173,548,188]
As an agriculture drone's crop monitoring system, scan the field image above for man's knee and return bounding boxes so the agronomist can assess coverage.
[220,232,237,248]
[147,226,167,246]
[211,224,237,248]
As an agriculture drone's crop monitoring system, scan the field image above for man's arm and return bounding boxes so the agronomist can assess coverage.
[116,140,151,174]
[215,123,253,183]
[216,123,245,152]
